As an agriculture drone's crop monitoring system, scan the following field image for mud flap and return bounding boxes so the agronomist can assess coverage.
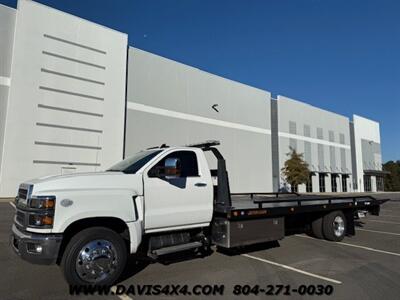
[368,205,380,216]
[344,210,355,236]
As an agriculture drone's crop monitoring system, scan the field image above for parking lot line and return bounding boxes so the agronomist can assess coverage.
[366,219,400,225]
[357,228,400,236]
[241,254,342,284]
[9,201,15,209]
[379,214,400,218]
[381,208,400,213]
[295,235,400,257]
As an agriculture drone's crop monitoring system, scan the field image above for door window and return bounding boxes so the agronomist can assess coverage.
[149,151,199,178]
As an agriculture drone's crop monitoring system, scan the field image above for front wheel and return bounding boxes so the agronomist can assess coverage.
[61,227,127,285]
[323,211,346,242]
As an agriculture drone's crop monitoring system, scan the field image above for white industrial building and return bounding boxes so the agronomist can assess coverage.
[0,0,385,197]
[274,96,353,193]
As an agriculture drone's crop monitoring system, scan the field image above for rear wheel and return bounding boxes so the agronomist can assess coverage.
[322,211,346,241]
[61,227,127,285]
[311,217,324,239]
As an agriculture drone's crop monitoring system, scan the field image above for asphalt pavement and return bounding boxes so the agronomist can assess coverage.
[1,193,399,300]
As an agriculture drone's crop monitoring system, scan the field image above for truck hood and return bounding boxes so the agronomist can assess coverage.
[25,171,143,196]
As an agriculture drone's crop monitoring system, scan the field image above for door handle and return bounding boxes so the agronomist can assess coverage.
[195,182,207,187]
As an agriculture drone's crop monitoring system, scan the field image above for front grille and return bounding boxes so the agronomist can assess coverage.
[14,184,33,229]
[18,188,28,201]
[16,184,32,208]
[16,210,25,226]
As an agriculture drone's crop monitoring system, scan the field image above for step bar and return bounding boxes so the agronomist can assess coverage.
[152,241,203,256]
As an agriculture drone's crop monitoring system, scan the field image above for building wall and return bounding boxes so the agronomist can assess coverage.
[277,95,353,192]
[0,5,16,179]
[0,0,127,196]
[352,114,382,192]
[125,47,273,193]
[361,139,382,170]
[0,1,384,196]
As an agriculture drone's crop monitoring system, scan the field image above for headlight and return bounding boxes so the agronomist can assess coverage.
[27,195,55,228]
[29,214,54,227]
[29,196,56,209]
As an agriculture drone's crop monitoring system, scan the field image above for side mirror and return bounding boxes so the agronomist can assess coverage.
[164,158,181,178]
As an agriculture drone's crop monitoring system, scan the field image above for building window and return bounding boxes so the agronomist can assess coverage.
[376,176,384,192]
[289,139,297,151]
[319,173,326,192]
[317,128,324,139]
[342,175,348,192]
[364,175,372,192]
[289,121,297,134]
[331,174,338,193]
[304,124,311,137]
[339,133,345,144]
[306,174,314,192]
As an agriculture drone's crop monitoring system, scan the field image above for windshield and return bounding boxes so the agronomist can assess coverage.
[107,150,162,174]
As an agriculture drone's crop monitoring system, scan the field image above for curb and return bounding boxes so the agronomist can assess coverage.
[0,198,14,203]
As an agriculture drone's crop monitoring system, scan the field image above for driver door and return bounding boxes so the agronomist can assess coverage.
[143,150,213,231]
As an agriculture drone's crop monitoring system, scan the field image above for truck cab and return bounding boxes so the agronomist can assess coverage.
[11,143,217,285]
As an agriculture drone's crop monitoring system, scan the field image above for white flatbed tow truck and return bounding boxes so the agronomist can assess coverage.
[10,141,389,285]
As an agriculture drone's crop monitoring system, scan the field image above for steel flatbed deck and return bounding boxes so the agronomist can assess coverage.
[216,193,389,220]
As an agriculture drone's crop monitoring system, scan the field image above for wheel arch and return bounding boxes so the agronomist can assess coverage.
[56,217,130,264]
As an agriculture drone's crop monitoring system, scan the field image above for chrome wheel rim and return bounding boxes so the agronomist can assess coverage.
[333,216,345,237]
[76,239,118,283]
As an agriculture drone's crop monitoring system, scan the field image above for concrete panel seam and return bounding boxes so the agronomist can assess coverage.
[33,160,101,167]
[39,86,104,101]
[34,141,102,150]
[42,51,106,70]
[43,34,107,54]
[37,104,103,117]
[36,122,103,133]
[41,68,105,85]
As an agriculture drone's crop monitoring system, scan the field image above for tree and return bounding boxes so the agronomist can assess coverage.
[383,160,400,191]
[281,148,310,192]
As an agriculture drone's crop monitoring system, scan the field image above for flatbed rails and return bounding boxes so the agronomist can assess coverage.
[219,193,389,219]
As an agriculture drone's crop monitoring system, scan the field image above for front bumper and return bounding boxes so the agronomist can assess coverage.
[10,224,63,265]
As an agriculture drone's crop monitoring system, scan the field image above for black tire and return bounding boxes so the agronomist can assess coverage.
[61,227,127,286]
[311,217,324,239]
[322,211,346,241]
